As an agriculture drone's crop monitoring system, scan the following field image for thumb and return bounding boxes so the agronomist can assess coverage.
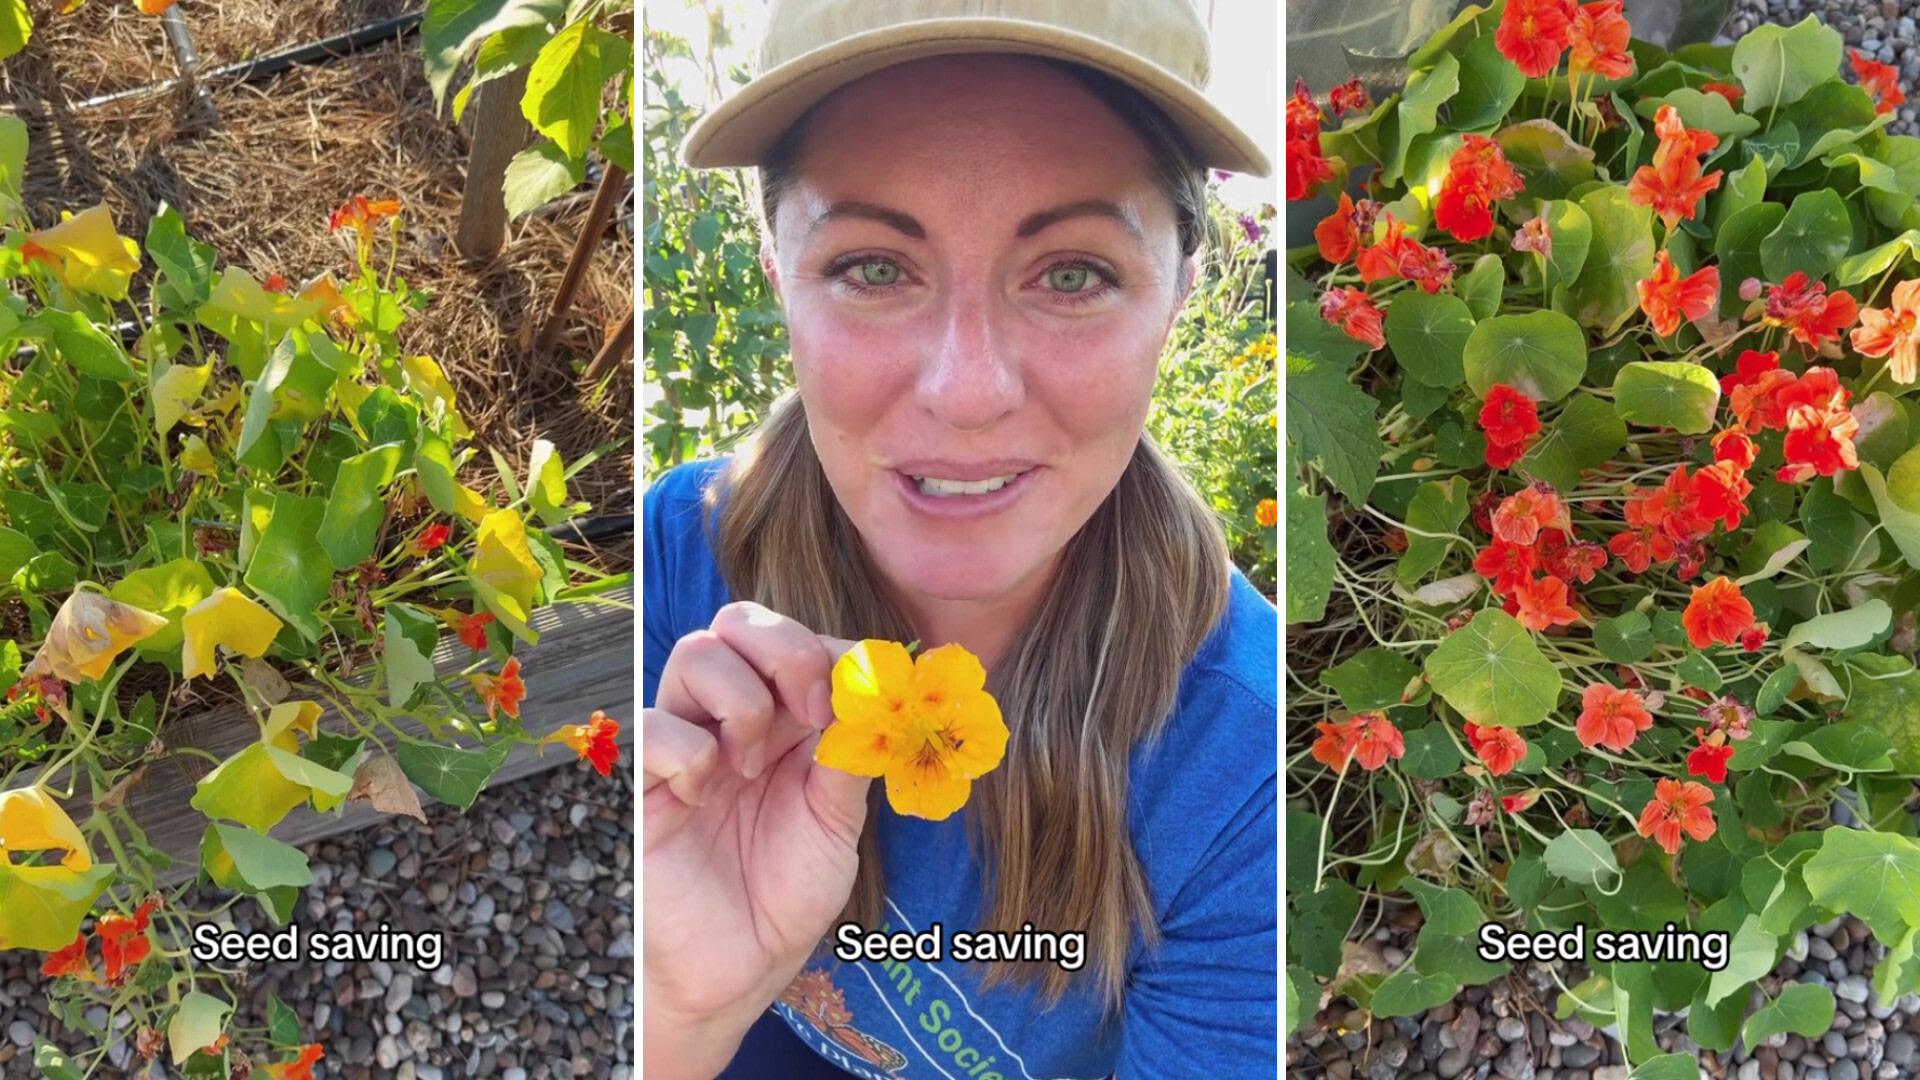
[803,634,858,729]
[803,733,877,842]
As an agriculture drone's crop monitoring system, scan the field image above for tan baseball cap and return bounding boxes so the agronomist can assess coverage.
[679,0,1271,177]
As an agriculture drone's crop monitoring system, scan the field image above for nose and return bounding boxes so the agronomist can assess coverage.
[914,280,1023,431]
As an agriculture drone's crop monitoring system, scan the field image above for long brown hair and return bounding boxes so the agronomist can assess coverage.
[707,58,1230,1013]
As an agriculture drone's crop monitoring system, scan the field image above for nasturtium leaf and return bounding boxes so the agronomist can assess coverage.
[1287,480,1336,624]
[146,203,215,307]
[303,731,367,776]
[1594,864,1689,932]
[1451,35,1524,130]
[1286,325,1385,504]
[1385,291,1475,388]
[190,735,339,834]
[383,604,439,710]
[1518,392,1626,491]
[1286,966,1318,1037]
[317,443,404,567]
[1566,185,1655,331]
[469,508,542,644]
[525,438,583,525]
[1713,202,1789,317]
[394,739,498,813]
[1594,611,1654,663]
[1837,229,1920,286]
[1802,827,1920,943]
[1705,914,1781,1005]
[1736,520,1810,585]
[1401,377,1449,418]
[267,994,301,1049]
[244,494,331,641]
[33,308,135,382]
[1457,253,1505,321]
[168,992,233,1066]
[1858,463,1920,572]
[33,1042,83,1080]
[358,386,420,451]
[1677,649,1723,693]
[152,363,210,436]
[1397,477,1469,585]
[1843,652,1920,775]
[1866,135,1920,226]
[1539,198,1592,298]
[1434,421,1487,468]
[1371,968,1458,1018]
[1425,609,1562,727]
[1494,119,1597,217]
[1708,156,1768,236]
[1754,668,1799,719]
[1321,648,1419,712]
[1784,599,1891,651]
[199,822,312,892]
[1544,828,1622,886]
[1627,1053,1708,1080]
[1292,881,1360,978]
[0,861,115,950]
[1462,310,1587,402]
[1612,361,1720,434]
[1731,15,1843,113]
[263,745,352,813]
[400,354,472,440]
[415,431,459,516]
[180,587,284,681]
[110,559,215,657]
[1399,724,1463,779]
[1381,52,1460,185]
[1782,723,1895,772]
[1873,926,1920,1008]
[1760,189,1852,284]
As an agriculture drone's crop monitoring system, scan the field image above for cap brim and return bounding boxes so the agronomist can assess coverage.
[679,18,1271,178]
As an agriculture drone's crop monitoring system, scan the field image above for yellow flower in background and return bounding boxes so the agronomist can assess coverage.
[20,205,141,300]
[814,640,1008,821]
[0,785,92,871]
[25,591,169,684]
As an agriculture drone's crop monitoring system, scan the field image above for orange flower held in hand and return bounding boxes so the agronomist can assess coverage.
[1638,250,1718,337]
[814,640,1010,821]
[469,656,526,720]
[1851,278,1920,385]
[1637,777,1716,855]
[1682,576,1756,649]
[1576,682,1652,751]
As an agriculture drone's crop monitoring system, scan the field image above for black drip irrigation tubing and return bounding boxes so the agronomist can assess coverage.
[76,10,426,110]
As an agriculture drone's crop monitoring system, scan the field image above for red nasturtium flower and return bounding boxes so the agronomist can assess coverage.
[1496,0,1576,78]
[1701,81,1744,105]
[470,656,527,720]
[97,897,157,984]
[1502,789,1543,813]
[1710,428,1758,471]
[1637,777,1716,855]
[1433,135,1525,242]
[1567,0,1634,79]
[1851,278,1920,385]
[409,521,451,556]
[1779,398,1861,483]
[1687,728,1735,784]
[40,933,93,981]
[1315,192,1359,263]
[1850,48,1906,114]
[453,610,495,650]
[1354,215,1456,292]
[1255,498,1278,527]
[1536,528,1607,584]
[1637,250,1719,337]
[263,1044,326,1080]
[1492,484,1564,546]
[1286,78,1336,201]
[1310,712,1405,771]
[1513,573,1580,631]
[1576,682,1652,751]
[1689,460,1752,531]
[1608,493,1678,572]
[1320,286,1385,349]
[1463,721,1527,776]
[1479,383,1541,469]
[1627,104,1722,229]
[1763,273,1859,351]
[547,710,621,776]
[1682,576,1757,649]
[328,194,403,238]
[1475,538,1537,597]
[1329,76,1372,116]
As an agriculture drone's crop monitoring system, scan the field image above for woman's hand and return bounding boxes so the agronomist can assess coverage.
[642,601,872,1080]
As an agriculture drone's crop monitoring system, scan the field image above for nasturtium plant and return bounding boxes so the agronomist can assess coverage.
[0,117,628,1073]
[1288,1,1920,1061]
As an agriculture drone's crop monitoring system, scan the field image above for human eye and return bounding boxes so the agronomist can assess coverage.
[1033,258,1119,304]
[824,253,911,295]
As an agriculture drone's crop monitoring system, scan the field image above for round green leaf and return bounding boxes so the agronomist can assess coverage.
[1540,198,1592,298]
[1612,360,1721,434]
[1544,828,1622,886]
[1594,611,1654,664]
[1371,968,1459,1018]
[199,823,313,892]
[1399,723,1463,779]
[1463,310,1587,402]
[1784,599,1891,651]
[1743,983,1836,1047]
[168,992,233,1066]
[1566,185,1655,331]
[1713,202,1788,316]
[1495,119,1597,219]
[1386,292,1475,387]
[1458,253,1505,321]
[1424,608,1563,728]
[395,739,499,813]
[1803,827,1920,943]
[1632,88,1760,140]
[1517,392,1626,492]
[1320,648,1419,712]
[1731,15,1843,114]
[1761,189,1852,283]
[1451,35,1524,130]
[317,443,404,568]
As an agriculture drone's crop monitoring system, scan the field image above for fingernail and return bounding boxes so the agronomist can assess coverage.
[811,683,835,729]
[744,744,766,780]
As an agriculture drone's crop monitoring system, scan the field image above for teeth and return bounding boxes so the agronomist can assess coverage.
[914,473,1018,497]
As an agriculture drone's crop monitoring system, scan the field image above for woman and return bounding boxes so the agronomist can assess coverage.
[642,2,1277,1077]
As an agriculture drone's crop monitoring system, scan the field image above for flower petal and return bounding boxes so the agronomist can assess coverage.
[831,640,914,727]
[0,786,92,871]
[941,694,1008,779]
[885,758,972,821]
[181,587,286,680]
[814,715,897,777]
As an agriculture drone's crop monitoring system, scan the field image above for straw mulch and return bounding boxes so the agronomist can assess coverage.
[0,6,634,573]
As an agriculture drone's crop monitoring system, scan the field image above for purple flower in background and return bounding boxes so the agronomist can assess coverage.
[1237,213,1261,243]
[1213,169,1234,183]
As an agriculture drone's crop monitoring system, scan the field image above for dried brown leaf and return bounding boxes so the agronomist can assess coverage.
[348,754,426,824]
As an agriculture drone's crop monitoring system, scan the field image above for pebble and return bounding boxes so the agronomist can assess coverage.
[1499,1016,1527,1041]
[368,847,397,877]
[1564,1043,1601,1068]
[1838,976,1873,1004]
[1887,1031,1917,1069]
[7,1021,31,1048]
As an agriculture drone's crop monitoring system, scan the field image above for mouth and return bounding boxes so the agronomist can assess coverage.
[889,463,1041,515]
[907,471,1029,497]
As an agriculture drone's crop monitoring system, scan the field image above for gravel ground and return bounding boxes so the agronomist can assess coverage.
[1289,4,1920,1077]
[0,763,634,1079]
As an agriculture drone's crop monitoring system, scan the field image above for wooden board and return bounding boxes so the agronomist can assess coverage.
[57,587,633,887]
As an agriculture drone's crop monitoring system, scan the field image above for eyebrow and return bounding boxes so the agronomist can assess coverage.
[805,199,1144,243]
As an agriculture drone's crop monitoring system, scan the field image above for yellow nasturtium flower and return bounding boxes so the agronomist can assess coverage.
[20,204,141,301]
[24,591,169,684]
[814,641,1009,821]
[0,786,91,871]
[181,587,284,680]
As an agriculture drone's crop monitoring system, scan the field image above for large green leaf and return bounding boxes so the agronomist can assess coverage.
[1372,968,1458,1017]
[1860,461,1920,571]
[1397,476,1469,585]
[1632,88,1760,140]
[0,861,114,950]
[1462,310,1587,402]
[1399,723,1464,779]
[242,493,332,641]
[1425,609,1562,727]
[1594,611,1654,664]
[1867,136,1920,226]
[1544,828,1622,886]
[1495,120,1597,220]
[1803,827,1920,943]
[1566,186,1656,331]
[503,140,584,218]
[420,0,565,110]
[1842,652,1920,775]
[1450,35,1524,130]
[317,443,404,568]
[1381,52,1460,184]
[383,604,439,710]
[1785,600,1891,651]
[1760,189,1852,283]
[1713,202,1787,317]
[1705,914,1781,1005]
[1707,156,1768,236]
[1286,479,1336,624]
[394,739,498,813]
[1540,199,1593,299]
[1731,15,1843,114]
[199,823,313,892]
[1612,361,1721,434]
[1321,648,1420,712]
[521,22,630,160]
[1385,291,1475,387]
[1285,335,1384,504]
[1517,392,1626,492]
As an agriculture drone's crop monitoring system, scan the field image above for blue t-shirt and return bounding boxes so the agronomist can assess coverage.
[643,456,1279,1079]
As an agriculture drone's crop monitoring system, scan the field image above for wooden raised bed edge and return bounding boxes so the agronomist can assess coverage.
[54,585,634,888]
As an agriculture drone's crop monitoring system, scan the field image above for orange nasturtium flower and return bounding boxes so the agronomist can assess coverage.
[468,657,526,720]
[1254,498,1278,528]
[1638,250,1718,337]
[97,896,157,983]
[1682,576,1757,650]
[453,610,496,651]
[410,521,452,556]
[1627,105,1722,229]
[1575,682,1652,751]
[328,195,402,241]
[1568,0,1634,79]
[41,932,95,981]
[1636,777,1716,855]
[1462,721,1526,776]
[543,710,621,776]
[263,1044,325,1080]
[1495,0,1575,78]
[1851,278,1920,385]
[1850,48,1906,114]
[136,0,180,14]
[814,640,1010,821]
